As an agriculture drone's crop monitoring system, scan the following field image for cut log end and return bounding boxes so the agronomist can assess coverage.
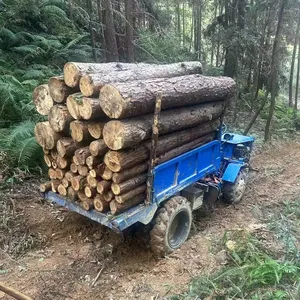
[88,122,104,139]
[103,121,129,150]
[82,199,94,211]
[48,105,73,133]
[35,121,61,150]
[33,84,54,116]
[39,182,52,193]
[94,196,109,212]
[58,184,67,196]
[64,63,80,87]
[80,75,97,97]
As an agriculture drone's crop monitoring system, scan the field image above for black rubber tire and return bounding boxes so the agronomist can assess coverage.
[223,168,248,204]
[150,196,192,256]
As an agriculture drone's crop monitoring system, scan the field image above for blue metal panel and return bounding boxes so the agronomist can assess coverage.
[222,133,254,144]
[152,140,221,204]
[222,163,243,183]
[44,191,157,232]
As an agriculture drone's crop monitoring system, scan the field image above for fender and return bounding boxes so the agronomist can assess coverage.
[222,162,246,183]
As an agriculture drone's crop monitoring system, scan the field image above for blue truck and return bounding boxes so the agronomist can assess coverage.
[43,125,254,256]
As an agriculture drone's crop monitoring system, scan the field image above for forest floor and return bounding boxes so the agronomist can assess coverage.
[1,137,300,299]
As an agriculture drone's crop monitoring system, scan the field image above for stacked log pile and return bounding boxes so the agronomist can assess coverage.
[34,61,235,216]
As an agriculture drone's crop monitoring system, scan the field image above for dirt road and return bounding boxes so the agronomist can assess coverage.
[1,139,300,299]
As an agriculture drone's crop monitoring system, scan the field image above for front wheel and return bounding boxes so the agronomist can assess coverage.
[150,196,192,256]
[223,168,248,204]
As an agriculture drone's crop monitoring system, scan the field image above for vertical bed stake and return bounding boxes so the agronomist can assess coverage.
[146,93,162,205]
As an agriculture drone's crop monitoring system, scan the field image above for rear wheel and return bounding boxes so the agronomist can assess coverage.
[223,168,248,204]
[150,196,192,256]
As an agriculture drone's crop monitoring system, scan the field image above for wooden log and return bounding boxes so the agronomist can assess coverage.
[156,133,214,164]
[89,140,108,157]
[82,199,94,211]
[115,185,146,204]
[62,178,69,188]
[58,184,67,196]
[84,186,97,198]
[57,138,80,157]
[102,191,114,202]
[80,61,203,97]
[104,120,220,172]
[51,150,58,160]
[57,156,70,169]
[67,186,77,200]
[49,76,78,103]
[101,166,113,180]
[48,105,73,133]
[65,171,74,182]
[71,175,86,191]
[88,121,106,139]
[79,97,106,120]
[70,162,78,173]
[48,168,57,179]
[78,165,89,176]
[94,195,110,212]
[103,103,225,150]
[32,84,54,115]
[66,93,83,119]
[96,180,111,194]
[39,182,52,193]
[112,162,148,184]
[73,155,80,165]
[110,194,144,215]
[70,120,93,143]
[86,155,103,169]
[87,174,100,188]
[34,121,61,150]
[74,147,91,165]
[56,169,66,180]
[65,62,173,88]
[51,180,61,192]
[111,174,147,195]
[52,160,58,169]
[100,74,234,119]
[78,190,88,201]
[43,148,50,155]
[44,155,52,168]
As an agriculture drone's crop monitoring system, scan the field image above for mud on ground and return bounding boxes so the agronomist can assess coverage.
[1,138,300,300]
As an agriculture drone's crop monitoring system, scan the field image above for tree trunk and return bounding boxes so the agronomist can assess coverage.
[197,1,202,60]
[264,0,287,141]
[125,0,134,62]
[48,105,73,133]
[34,121,61,150]
[102,0,119,62]
[115,185,146,204]
[295,38,300,111]
[94,195,110,212]
[89,139,108,156]
[32,84,54,116]
[111,174,147,195]
[79,61,203,97]
[57,137,80,157]
[100,74,233,119]
[97,0,106,61]
[176,0,181,42]
[79,97,106,120]
[104,120,220,171]
[70,120,93,143]
[110,194,144,215]
[112,162,148,183]
[48,76,78,103]
[103,103,225,150]
[88,121,106,139]
[182,2,185,47]
[97,180,111,194]
[74,147,91,165]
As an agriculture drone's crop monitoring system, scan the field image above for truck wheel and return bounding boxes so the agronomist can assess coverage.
[223,169,248,204]
[150,196,192,256]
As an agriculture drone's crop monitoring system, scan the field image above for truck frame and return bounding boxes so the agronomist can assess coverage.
[43,124,254,256]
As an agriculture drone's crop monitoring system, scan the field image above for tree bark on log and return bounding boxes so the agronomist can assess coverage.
[89,140,108,157]
[102,190,114,202]
[32,84,54,115]
[48,76,78,103]
[110,194,144,215]
[74,147,91,165]
[100,74,234,119]
[97,180,111,194]
[112,162,148,183]
[103,103,224,150]
[78,190,89,201]
[115,185,146,203]
[94,195,110,212]
[67,186,77,200]
[35,121,61,150]
[39,182,52,193]
[48,105,73,133]
[66,93,83,119]
[57,138,80,157]
[79,97,106,120]
[70,120,94,143]
[88,121,106,139]
[111,174,147,195]
[86,155,103,169]
[104,120,219,172]
[80,61,203,97]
